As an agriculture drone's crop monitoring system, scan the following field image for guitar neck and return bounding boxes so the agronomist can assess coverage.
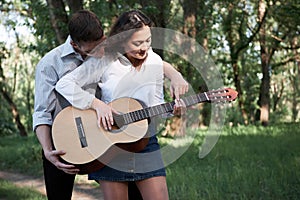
[114,92,209,127]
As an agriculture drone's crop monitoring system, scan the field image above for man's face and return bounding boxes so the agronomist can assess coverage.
[71,36,105,59]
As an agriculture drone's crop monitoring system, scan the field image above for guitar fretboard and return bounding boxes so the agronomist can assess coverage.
[114,92,209,127]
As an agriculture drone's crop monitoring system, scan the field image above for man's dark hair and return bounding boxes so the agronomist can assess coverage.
[68,10,104,43]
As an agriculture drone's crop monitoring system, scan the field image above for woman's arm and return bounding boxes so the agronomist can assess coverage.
[163,61,189,99]
[55,57,115,130]
[55,57,104,109]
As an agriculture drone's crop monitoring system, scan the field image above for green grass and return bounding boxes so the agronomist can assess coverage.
[0,134,44,199]
[0,123,300,199]
[0,133,43,176]
[0,179,46,200]
[165,123,300,200]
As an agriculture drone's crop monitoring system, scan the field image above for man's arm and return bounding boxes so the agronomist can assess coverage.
[163,61,189,99]
[35,125,52,154]
[33,60,79,174]
[35,125,79,174]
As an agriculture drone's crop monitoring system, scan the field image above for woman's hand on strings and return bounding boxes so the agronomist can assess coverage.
[91,98,116,130]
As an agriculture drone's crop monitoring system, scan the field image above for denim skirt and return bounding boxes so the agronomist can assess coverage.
[88,124,166,181]
[88,123,166,181]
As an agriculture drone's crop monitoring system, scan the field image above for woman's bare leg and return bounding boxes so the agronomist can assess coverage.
[99,180,128,200]
[136,176,169,200]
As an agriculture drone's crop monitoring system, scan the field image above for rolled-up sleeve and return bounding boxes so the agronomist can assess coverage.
[32,60,58,131]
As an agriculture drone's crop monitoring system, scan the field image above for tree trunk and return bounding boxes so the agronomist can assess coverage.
[65,0,83,14]
[162,0,197,137]
[46,0,69,44]
[272,80,284,112]
[0,35,28,136]
[139,0,168,28]
[258,0,270,126]
[0,88,28,136]
[224,3,248,124]
[291,37,300,122]
[139,0,170,59]
[232,60,248,124]
[223,1,266,125]
[259,60,270,126]
[182,0,197,38]
[0,55,27,136]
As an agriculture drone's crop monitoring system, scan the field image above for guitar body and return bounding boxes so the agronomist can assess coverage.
[52,97,149,174]
[52,88,238,174]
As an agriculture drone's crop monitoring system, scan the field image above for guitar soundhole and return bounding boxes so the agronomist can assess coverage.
[109,112,128,134]
[109,124,127,134]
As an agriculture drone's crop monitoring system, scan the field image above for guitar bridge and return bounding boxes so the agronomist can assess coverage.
[75,117,88,148]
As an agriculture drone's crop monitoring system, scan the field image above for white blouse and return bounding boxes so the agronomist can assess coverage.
[55,49,164,109]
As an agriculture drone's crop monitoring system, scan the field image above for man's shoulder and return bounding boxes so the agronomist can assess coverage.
[39,44,65,62]
[40,37,74,61]
[37,40,76,69]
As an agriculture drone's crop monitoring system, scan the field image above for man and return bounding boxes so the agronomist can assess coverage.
[33,10,188,200]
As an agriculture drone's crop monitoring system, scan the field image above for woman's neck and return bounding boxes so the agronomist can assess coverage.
[125,54,147,69]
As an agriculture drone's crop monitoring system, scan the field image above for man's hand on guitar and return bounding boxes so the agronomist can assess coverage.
[44,149,80,174]
[91,98,116,130]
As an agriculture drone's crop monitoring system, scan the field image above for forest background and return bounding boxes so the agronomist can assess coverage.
[0,0,299,137]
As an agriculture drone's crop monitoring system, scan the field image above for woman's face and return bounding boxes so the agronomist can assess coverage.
[123,25,151,60]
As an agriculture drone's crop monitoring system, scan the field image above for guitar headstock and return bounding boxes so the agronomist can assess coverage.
[206,88,238,103]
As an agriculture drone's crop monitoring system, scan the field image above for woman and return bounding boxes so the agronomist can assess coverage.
[56,10,182,199]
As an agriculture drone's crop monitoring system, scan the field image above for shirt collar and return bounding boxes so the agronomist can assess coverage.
[61,35,79,59]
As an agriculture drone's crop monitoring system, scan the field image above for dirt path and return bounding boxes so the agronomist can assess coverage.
[0,171,103,200]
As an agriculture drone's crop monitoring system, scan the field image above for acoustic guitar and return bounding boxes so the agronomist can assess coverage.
[52,88,237,174]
